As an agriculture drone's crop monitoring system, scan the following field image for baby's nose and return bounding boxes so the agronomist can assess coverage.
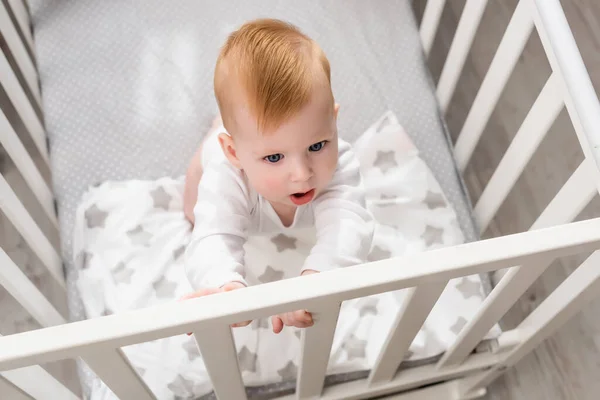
[292,161,313,182]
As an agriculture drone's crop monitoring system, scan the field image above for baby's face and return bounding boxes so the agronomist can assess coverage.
[223,89,339,209]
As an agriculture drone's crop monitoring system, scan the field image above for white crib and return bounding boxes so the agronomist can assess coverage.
[1,0,600,399]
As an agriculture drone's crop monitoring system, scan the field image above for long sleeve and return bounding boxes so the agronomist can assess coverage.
[301,140,375,273]
[184,160,252,290]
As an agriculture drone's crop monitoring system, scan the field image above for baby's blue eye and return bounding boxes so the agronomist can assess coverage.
[264,153,283,163]
[309,141,326,152]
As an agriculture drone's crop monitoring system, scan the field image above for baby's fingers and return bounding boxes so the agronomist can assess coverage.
[292,310,313,328]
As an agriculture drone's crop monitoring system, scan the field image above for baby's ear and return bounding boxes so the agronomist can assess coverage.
[218,132,242,169]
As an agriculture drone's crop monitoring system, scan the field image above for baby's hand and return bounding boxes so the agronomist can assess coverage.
[270,270,318,334]
[179,281,251,334]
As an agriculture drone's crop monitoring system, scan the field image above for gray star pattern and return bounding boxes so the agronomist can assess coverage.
[85,204,108,228]
[422,225,444,246]
[167,374,196,398]
[271,234,297,252]
[173,245,185,260]
[153,277,177,299]
[277,361,297,381]
[258,266,284,283]
[450,316,468,335]
[373,151,398,173]
[238,346,258,373]
[343,335,367,360]
[294,330,302,340]
[182,339,201,361]
[455,277,482,300]
[424,190,446,209]
[367,245,392,262]
[127,225,152,246]
[150,186,172,210]
[356,297,379,317]
[112,262,134,284]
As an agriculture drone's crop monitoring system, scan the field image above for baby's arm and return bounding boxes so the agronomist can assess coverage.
[183,143,205,224]
[184,160,252,290]
[302,140,374,273]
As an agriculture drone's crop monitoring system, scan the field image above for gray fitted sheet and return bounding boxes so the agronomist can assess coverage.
[28,0,480,397]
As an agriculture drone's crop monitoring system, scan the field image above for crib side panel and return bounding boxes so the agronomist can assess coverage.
[0,0,73,398]
[419,0,600,393]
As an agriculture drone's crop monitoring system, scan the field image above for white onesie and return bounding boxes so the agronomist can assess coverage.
[184,126,375,290]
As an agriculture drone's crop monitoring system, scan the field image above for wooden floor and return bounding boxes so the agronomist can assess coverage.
[412,0,600,399]
[2,0,600,399]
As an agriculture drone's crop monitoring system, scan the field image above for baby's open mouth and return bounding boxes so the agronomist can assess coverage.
[290,189,315,206]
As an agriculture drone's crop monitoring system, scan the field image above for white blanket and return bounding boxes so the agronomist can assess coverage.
[74,112,498,400]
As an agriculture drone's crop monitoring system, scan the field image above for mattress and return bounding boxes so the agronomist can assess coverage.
[28,0,482,397]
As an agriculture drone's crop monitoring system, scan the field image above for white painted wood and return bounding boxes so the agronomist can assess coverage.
[457,250,600,397]
[437,255,554,368]
[0,174,64,290]
[436,0,489,113]
[193,325,247,399]
[0,376,31,400]
[530,159,598,231]
[419,0,447,57]
[0,2,40,105]
[279,352,498,400]
[367,380,484,400]
[0,108,57,228]
[439,155,597,367]
[531,0,600,179]
[0,247,65,327]
[1,361,80,400]
[369,282,447,384]
[474,73,563,233]
[81,348,154,400]
[297,303,340,399]
[454,0,534,172]
[1,218,600,371]
[7,0,33,50]
[0,45,48,166]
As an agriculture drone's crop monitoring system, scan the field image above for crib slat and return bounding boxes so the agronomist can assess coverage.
[419,0,447,57]
[1,362,80,400]
[193,325,247,399]
[436,0,489,113]
[0,376,30,400]
[530,160,597,231]
[0,2,41,105]
[457,250,600,397]
[474,73,563,234]
[453,0,534,172]
[0,43,48,166]
[531,0,600,183]
[0,174,64,290]
[81,348,154,400]
[296,303,341,399]
[0,108,58,228]
[368,282,447,385]
[7,0,34,51]
[437,161,597,368]
[0,247,65,327]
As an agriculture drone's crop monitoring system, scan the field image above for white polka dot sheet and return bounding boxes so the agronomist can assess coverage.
[74,112,500,400]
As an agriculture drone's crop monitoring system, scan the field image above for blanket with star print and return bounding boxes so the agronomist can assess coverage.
[73,111,499,400]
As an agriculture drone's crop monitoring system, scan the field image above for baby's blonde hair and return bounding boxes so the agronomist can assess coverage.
[214,18,333,133]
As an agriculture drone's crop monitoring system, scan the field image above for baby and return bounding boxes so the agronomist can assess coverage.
[182,19,374,334]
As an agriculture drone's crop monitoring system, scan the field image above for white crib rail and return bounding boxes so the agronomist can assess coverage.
[1,218,600,399]
[1,0,600,399]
